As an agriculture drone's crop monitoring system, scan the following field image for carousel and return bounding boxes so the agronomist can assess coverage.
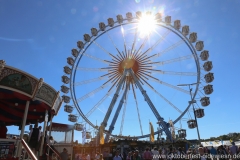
[0,60,62,159]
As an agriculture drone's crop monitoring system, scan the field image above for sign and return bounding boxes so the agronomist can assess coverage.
[0,141,15,158]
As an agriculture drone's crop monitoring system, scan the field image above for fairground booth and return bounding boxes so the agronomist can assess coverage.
[0,60,62,160]
[47,122,75,160]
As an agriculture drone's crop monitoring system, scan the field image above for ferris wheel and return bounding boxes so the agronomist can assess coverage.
[61,11,214,142]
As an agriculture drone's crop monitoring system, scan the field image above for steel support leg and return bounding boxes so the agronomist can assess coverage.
[105,82,130,142]
[129,69,172,141]
[100,70,128,128]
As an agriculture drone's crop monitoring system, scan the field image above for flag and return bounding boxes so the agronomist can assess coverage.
[82,126,86,144]
[99,125,104,145]
[230,139,233,143]
[149,122,154,142]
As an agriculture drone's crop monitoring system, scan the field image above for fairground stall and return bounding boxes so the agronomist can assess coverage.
[47,122,75,160]
[0,60,62,160]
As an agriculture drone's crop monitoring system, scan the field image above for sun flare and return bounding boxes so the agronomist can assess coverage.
[138,13,157,36]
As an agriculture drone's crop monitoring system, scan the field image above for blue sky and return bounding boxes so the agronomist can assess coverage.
[1,0,240,143]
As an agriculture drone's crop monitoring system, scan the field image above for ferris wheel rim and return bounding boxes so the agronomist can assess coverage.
[69,13,201,139]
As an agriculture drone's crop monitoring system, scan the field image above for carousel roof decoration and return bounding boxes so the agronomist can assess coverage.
[0,60,62,126]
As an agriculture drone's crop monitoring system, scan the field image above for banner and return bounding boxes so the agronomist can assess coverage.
[99,125,104,145]
[149,122,154,142]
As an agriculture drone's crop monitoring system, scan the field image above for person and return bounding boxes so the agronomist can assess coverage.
[86,153,91,160]
[52,153,58,160]
[167,148,174,160]
[132,150,141,160]
[60,148,69,160]
[218,145,227,160]
[152,147,159,160]
[0,123,8,138]
[96,152,100,160]
[126,152,131,160]
[198,145,206,160]
[100,154,104,160]
[103,151,109,160]
[47,136,56,156]
[113,150,122,160]
[177,147,185,160]
[28,123,41,155]
[230,142,238,160]
[143,147,152,160]
[210,146,217,160]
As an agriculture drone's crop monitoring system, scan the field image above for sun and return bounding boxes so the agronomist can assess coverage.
[137,12,157,36]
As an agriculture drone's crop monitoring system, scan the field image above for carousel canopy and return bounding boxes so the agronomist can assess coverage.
[0,63,62,126]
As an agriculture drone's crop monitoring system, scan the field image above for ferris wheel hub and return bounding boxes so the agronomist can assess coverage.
[118,57,139,74]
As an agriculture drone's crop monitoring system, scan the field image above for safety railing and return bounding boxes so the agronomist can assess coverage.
[20,138,37,160]
[46,144,62,160]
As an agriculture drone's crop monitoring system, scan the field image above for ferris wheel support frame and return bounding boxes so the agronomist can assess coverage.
[103,68,172,142]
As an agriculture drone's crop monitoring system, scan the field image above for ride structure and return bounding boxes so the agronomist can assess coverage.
[61,11,214,142]
[0,60,62,158]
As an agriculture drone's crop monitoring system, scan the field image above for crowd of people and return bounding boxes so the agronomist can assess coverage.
[80,144,240,160]
[1,123,240,160]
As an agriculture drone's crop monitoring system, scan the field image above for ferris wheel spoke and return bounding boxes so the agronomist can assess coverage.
[103,73,120,86]
[141,69,197,76]
[76,83,110,103]
[108,74,122,92]
[85,88,115,118]
[146,85,183,113]
[145,54,194,66]
[93,41,121,62]
[134,34,148,58]
[137,54,156,63]
[136,53,148,62]
[135,74,145,85]
[119,83,130,135]
[138,71,190,94]
[104,60,119,65]
[131,28,138,57]
[101,70,120,78]
[76,67,114,72]
[151,39,184,60]
[106,32,124,61]
[116,54,123,61]
[136,30,171,60]
[74,76,108,86]
[120,25,128,57]
[82,52,110,64]
[132,83,143,136]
